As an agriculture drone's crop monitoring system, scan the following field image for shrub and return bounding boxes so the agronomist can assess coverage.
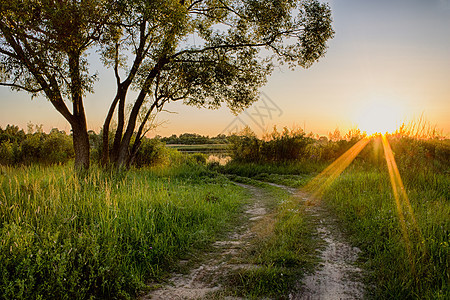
[0,141,15,165]
[260,127,311,161]
[189,153,208,165]
[230,126,312,163]
[133,138,167,167]
[41,129,74,164]
[20,133,43,163]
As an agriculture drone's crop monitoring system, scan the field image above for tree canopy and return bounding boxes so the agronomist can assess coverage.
[1,0,334,169]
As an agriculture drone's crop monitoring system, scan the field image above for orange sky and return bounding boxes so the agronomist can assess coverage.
[1,0,449,137]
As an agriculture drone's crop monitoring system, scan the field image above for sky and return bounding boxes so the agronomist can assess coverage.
[1,0,449,137]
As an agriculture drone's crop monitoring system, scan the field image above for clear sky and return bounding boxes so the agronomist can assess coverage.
[1,0,449,137]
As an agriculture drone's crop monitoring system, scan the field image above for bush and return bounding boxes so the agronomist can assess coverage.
[229,127,262,162]
[230,126,312,163]
[133,138,167,167]
[0,125,75,165]
[189,153,208,165]
[388,136,450,174]
[41,129,74,164]
[20,133,43,163]
[260,127,311,161]
[0,141,15,165]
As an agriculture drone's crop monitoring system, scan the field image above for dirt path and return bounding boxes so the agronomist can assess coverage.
[267,183,366,299]
[142,183,272,299]
[142,182,366,299]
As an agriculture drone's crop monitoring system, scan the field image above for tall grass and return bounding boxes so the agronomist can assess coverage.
[322,164,449,299]
[222,136,449,299]
[0,163,246,299]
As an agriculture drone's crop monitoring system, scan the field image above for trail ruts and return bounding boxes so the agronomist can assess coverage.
[268,182,366,300]
[142,182,366,299]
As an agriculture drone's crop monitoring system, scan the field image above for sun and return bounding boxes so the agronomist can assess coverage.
[354,98,404,135]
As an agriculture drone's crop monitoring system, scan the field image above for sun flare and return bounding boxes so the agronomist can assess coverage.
[354,99,404,135]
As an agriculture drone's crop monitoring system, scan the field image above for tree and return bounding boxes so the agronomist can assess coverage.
[1,0,334,170]
[0,0,116,170]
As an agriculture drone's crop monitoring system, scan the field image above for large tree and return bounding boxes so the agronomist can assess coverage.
[0,0,116,169]
[1,0,334,170]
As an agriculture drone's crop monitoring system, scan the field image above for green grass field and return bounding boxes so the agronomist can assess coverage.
[1,136,448,299]
[322,165,449,299]
[0,163,247,299]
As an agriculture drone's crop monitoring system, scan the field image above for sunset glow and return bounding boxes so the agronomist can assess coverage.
[354,99,404,135]
[0,1,448,298]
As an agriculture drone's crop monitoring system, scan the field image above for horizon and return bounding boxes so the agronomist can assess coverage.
[2,118,446,141]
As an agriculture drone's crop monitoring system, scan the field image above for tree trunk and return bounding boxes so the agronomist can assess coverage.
[115,92,145,167]
[101,93,120,166]
[115,59,166,168]
[69,51,90,171]
[72,120,90,170]
[126,101,157,167]
[111,95,125,163]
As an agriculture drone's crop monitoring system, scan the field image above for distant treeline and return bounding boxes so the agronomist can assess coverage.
[158,133,229,145]
[1,124,449,170]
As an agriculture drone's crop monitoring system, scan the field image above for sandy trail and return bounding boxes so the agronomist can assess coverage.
[267,183,366,299]
[142,182,366,299]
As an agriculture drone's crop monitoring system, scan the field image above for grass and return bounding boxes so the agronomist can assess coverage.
[0,163,247,299]
[221,160,326,179]
[220,137,449,299]
[322,164,449,299]
[1,136,447,299]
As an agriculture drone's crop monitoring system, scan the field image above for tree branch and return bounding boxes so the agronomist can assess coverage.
[171,36,278,60]
[0,82,43,93]
[187,0,205,11]
[0,47,19,59]
[0,22,74,125]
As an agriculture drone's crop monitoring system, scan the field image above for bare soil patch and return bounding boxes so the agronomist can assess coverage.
[291,193,365,299]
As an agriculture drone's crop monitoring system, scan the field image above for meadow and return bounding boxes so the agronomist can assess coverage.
[0,163,247,299]
[322,163,449,299]
[0,125,449,299]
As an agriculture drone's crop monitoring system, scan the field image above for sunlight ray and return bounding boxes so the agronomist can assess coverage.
[303,138,370,201]
[300,134,427,277]
[381,136,419,228]
[381,135,425,273]
[382,137,413,261]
